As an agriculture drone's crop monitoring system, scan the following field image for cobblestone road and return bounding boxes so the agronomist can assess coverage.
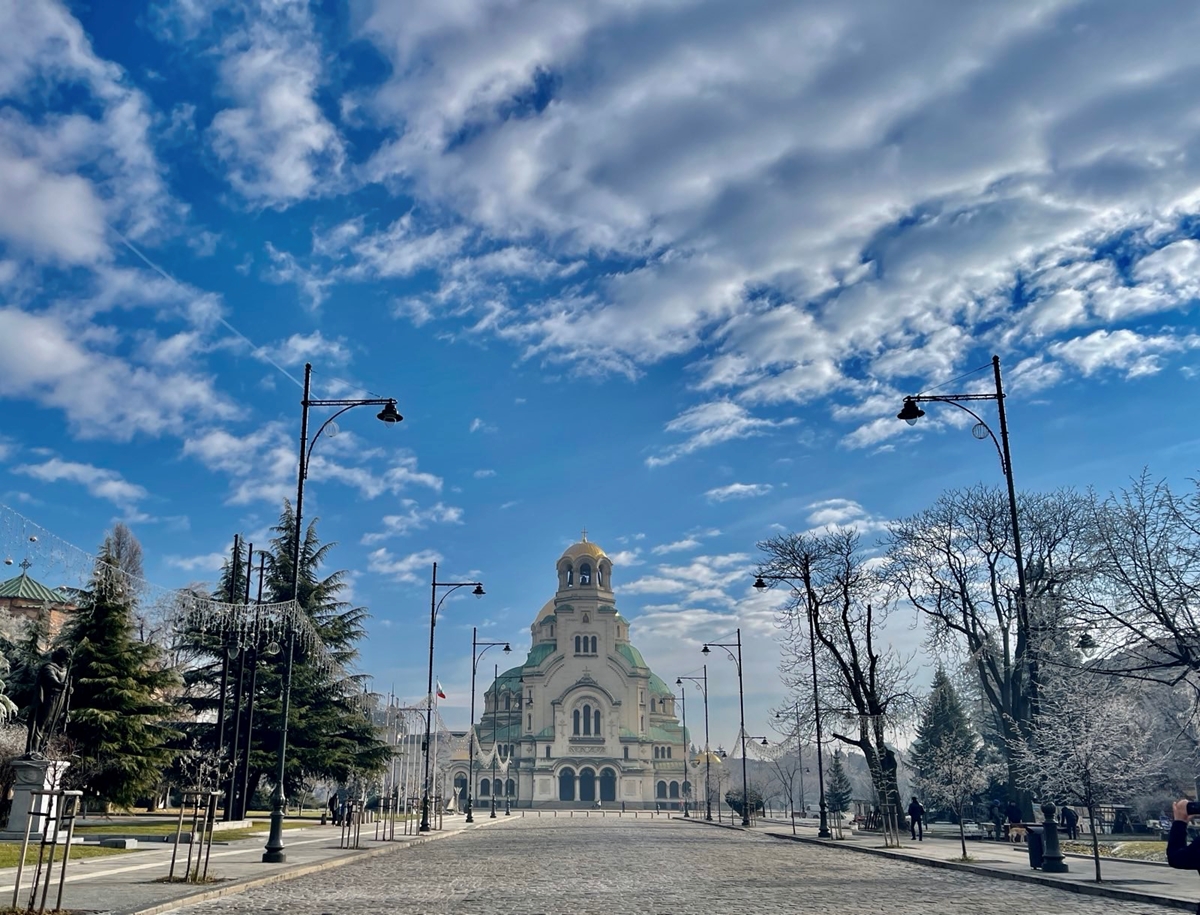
[178,819,1166,914]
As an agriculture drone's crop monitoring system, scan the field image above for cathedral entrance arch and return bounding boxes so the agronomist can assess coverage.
[579,768,596,803]
[599,768,617,802]
[558,767,576,801]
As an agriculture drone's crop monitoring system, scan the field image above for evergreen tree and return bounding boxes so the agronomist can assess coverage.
[826,753,853,822]
[237,503,389,803]
[59,540,180,807]
[908,667,975,776]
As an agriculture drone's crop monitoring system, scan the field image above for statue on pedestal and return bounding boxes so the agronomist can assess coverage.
[25,648,72,758]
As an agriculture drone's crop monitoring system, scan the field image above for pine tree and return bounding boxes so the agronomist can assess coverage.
[826,753,853,821]
[908,667,975,776]
[59,541,180,807]
[238,503,389,804]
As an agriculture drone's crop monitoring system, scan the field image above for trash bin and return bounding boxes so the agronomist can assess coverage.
[1026,825,1045,869]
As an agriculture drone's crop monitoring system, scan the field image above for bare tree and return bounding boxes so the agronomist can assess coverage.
[1012,672,1161,883]
[918,742,1005,860]
[1083,472,1200,687]
[758,529,916,820]
[886,485,1092,814]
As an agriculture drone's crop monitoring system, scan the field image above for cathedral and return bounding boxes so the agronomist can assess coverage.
[451,536,690,809]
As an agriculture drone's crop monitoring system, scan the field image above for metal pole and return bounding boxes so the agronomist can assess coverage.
[794,701,802,835]
[698,667,709,820]
[491,663,498,819]
[214,534,239,769]
[809,601,831,838]
[420,562,438,832]
[467,627,477,823]
[735,629,750,827]
[263,362,310,864]
[679,685,689,816]
[224,543,250,821]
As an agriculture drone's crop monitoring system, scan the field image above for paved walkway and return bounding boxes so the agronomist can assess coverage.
[170,818,1171,914]
[744,817,1197,911]
[0,816,477,915]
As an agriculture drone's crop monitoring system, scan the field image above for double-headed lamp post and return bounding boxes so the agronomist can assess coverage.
[754,574,831,838]
[896,354,1032,714]
[676,668,710,820]
[775,704,805,835]
[467,628,510,824]
[702,630,752,827]
[264,362,401,864]
[420,564,485,833]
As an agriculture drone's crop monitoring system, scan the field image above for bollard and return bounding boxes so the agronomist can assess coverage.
[1040,803,1069,873]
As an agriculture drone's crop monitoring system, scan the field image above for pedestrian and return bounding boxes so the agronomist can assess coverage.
[1165,798,1200,914]
[908,796,925,841]
[990,800,1004,841]
[1060,804,1079,840]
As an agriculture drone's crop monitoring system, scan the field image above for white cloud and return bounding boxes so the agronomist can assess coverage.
[165,551,228,573]
[804,498,889,535]
[255,330,351,367]
[361,501,465,544]
[14,458,147,508]
[705,482,772,503]
[647,400,795,467]
[195,0,344,204]
[469,417,497,434]
[651,538,701,556]
[473,469,496,478]
[368,547,443,584]
[1048,329,1200,379]
[607,549,643,567]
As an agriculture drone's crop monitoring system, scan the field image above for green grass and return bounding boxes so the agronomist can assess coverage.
[74,820,314,838]
[1061,840,1166,862]
[0,844,134,868]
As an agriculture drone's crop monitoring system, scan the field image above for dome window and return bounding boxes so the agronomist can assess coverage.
[579,563,591,585]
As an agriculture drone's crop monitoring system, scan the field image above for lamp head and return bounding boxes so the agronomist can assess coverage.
[675,677,682,686]
[376,401,403,424]
[897,398,925,425]
[472,584,485,598]
[503,643,512,653]
[701,645,710,655]
[753,576,768,591]
[761,738,769,746]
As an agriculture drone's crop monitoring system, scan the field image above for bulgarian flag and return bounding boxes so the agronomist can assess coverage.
[436,680,447,699]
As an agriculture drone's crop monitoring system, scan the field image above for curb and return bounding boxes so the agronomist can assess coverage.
[670,816,746,831]
[113,826,474,915]
[765,833,1191,912]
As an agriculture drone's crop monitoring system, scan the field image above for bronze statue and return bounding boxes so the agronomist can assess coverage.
[25,648,71,758]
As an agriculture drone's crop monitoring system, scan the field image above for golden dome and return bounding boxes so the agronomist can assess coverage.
[535,598,556,623]
[560,536,607,562]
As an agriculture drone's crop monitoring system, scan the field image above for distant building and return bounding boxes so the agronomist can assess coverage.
[451,536,688,809]
[0,561,76,642]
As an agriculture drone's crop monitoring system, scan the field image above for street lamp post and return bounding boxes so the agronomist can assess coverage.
[420,564,485,832]
[491,663,499,819]
[676,685,688,817]
[677,669,711,820]
[753,575,831,838]
[702,630,751,827]
[896,354,1031,710]
[264,362,401,864]
[467,628,510,824]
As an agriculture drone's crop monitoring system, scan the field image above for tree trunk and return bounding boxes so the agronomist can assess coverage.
[1088,804,1102,882]
[959,820,967,861]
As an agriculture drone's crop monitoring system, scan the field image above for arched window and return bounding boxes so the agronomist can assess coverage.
[575,635,582,653]
[594,709,601,734]
[573,709,581,735]
[527,714,532,729]
[480,778,491,797]
[545,745,551,758]
[667,747,672,759]
[656,781,667,799]
[583,704,592,735]
[579,768,596,803]
[600,768,617,802]
[650,699,656,712]
[669,781,680,799]
[506,779,515,797]
[654,747,659,759]
[623,746,629,759]
[579,563,591,585]
[566,567,573,586]
[504,695,511,710]
[597,567,603,587]
[590,635,597,653]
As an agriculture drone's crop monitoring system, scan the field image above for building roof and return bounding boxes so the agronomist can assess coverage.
[524,642,557,668]
[616,643,647,669]
[560,538,607,562]
[648,673,673,696]
[0,572,69,604]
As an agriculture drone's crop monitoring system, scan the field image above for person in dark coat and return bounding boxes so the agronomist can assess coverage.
[1167,799,1200,915]
[989,800,1005,840]
[1059,804,1079,840]
[907,796,925,841]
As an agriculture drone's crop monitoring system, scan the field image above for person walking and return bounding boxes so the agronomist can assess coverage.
[1060,804,1079,840]
[1166,799,1200,915]
[990,800,1005,841]
[908,796,925,841]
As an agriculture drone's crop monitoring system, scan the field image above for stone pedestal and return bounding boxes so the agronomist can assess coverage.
[1040,803,1069,873]
[0,758,70,841]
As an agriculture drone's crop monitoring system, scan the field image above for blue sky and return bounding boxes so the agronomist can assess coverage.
[3,0,1200,748]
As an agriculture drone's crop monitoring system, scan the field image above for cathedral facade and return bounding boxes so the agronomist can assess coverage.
[450,537,689,809]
